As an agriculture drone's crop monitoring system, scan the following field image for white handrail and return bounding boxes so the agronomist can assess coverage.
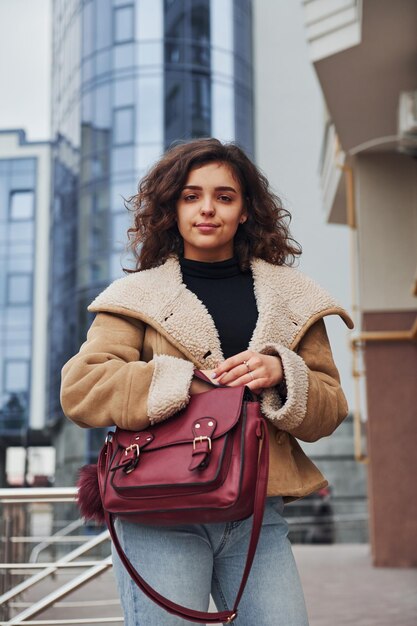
[0,531,109,605]
[0,617,123,625]
[5,557,113,625]
[0,488,122,625]
[30,519,83,563]
[0,488,77,504]
[0,562,106,570]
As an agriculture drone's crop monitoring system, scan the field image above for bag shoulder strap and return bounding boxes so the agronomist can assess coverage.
[106,418,269,624]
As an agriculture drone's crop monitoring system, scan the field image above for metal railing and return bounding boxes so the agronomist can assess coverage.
[0,488,123,626]
[0,487,368,624]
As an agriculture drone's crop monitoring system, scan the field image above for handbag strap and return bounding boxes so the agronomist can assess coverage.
[106,417,269,624]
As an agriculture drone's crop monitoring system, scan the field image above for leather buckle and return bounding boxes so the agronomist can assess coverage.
[192,436,211,451]
[125,444,140,456]
[123,444,140,474]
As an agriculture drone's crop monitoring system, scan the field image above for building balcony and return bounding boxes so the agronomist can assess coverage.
[303,0,362,63]
[303,0,417,155]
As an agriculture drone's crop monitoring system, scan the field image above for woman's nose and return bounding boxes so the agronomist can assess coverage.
[200,197,215,215]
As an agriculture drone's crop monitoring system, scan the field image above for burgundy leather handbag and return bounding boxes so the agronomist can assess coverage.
[78,371,270,624]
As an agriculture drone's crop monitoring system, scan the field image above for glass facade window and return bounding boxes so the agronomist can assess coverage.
[112,211,130,248]
[113,106,135,145]
[114,42,135,68]
[112,146,134,174]
[164,0,211,148]
[0,157,35,434]
[82,1,94,57]
[114,78,135,107]
[114,5,134,44]
[4,360,29,393]
[7,274,32,305]
[96,0,112,51]
[9,190,34,221]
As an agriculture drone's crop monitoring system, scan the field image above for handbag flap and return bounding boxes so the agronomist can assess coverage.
[115,385,246,450]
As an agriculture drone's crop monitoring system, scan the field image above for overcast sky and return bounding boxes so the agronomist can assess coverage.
[0,0,52,140]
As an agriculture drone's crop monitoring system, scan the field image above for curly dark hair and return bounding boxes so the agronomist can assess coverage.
[125,138,301,271]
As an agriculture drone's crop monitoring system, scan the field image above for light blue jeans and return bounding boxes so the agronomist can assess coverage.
[111,497,309,626]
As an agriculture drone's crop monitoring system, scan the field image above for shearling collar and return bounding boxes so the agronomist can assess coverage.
[88,256,353,368]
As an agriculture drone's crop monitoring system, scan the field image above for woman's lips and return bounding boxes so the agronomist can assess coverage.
[194,224,219,233]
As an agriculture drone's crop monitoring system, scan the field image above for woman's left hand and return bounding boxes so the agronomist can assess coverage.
[211,351,284,393]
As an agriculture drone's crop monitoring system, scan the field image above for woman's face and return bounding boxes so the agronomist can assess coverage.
[176,162,247,262]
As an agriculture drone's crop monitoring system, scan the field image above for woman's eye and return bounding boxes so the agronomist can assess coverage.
[218,195,232,202]
[184,194,198,201]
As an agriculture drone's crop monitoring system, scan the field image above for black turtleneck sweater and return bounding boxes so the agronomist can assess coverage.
[179,257,258,360]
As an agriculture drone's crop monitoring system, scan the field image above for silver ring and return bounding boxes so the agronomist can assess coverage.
[249,371,254,381]
[243,360,251,372]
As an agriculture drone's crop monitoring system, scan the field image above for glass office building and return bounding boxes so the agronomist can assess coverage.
[50,0,254,480]
[0,158,35,437]
[0,130,51,485]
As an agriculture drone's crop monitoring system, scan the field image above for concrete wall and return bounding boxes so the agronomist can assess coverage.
[354,151,417,565]
[355,153,417,312]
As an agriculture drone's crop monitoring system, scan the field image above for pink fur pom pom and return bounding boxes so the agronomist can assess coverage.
[77,464,105,523]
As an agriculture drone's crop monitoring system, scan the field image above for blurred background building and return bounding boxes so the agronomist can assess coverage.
[48,0,254,483]
[0,0,416,566]
[302,0,417,566]
[0,130,51,483]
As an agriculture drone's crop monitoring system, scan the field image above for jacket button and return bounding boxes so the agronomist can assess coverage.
[275,431,287,445]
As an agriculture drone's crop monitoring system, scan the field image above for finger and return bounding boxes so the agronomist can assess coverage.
[198,369,212,380]
[213,351,254,378]
[217,362,252,385]
[226,372,268,390]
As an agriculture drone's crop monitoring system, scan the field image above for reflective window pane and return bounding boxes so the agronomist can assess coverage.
[82,2,94,57]
[6,306,31,328]
[137,76,163,143]
[112,146,134,174]
[11,158,36,178]
[113,107,134,146]
[9,191,34,221]
[191,1,210,66]
[136,144,163,172]
[114,42,134,69]
[7,274,32,305]
[96,0,112,50]
[191,74,210,136]
[9,221,34,243]
[110,251,124,280]
[94,83,111,128]
[114,78,135,107]
[5,361,29,392]
[114,5,134,44]
[95,50,111,75]
[112,211,130,248]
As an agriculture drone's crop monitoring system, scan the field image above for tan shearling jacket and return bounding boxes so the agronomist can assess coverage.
[61,256,354,499]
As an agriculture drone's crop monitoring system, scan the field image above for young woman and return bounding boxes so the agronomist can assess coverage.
[61,138,353,626]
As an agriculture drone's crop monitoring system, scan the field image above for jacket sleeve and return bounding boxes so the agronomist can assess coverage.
[60,312,195,430]
[259,318,349,442]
